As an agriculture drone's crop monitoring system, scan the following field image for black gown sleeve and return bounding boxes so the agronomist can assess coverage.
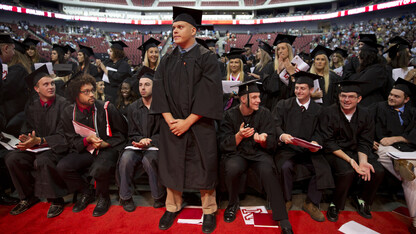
[105,102,128,148]
[107,61,131,85]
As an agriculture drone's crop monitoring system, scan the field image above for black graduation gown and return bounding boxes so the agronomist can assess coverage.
[61,100,128,153]
[103,59,132,103]
[273,97,334,189]
[79,64,100,80]
[350,63,392,107]
[1,64,29,136]
[151,44,223,191]
[316,71,342,106]
[318,103,375,158]
[252,61,274,82]
[373,101,416,151]
[342,56,360,80]
[219,106,277,162]
[23,95,69,155]
[262,69,297,110]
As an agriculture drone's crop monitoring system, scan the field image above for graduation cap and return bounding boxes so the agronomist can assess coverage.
[172,6,203,27]
[136,66,155,80]
[196,38,209,49]
[13,39,28,54]
[231,79,261,96]
[138,38,161,55]
[333,47,348,58]
[197,25,214,31]
[337,80,367,94]
[205,39,218,48]
[25,64,50,88]
[53,64,73,77]
[244,43,253,48]
[79,44,95,57]
[388,36,411,47]
[360,41,379,54]
[65,45,76,54]
[52,44,66,55]
[258,40,273,55]
[310,45,333,59]
[292,71,322,87]
[359,34,377,44]
[393,78,416,97]
[23,37,39,47]
[0,31,13,44]
[110,41,128,50]
[273,34,297,46]
[226,48,246,61]
[298,51,311,60]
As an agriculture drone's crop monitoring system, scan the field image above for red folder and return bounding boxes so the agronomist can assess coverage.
[291,137,322,150]
[253,213,279,228]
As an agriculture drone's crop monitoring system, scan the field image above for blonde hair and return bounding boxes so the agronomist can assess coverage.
[330,53,344,69]
[226,59,245,82]
[310,55,330,93]
[255,49,272,72]
[8,50,32,73]
[274,43,294,71]
[143,49,160,70]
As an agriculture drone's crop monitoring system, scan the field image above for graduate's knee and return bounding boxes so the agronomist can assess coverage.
[90,161,114,180]
[224,160,245,177]
[34,156,55,169]
[119,151,137,170]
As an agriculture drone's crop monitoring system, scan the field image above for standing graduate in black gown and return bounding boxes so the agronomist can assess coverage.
[249,40,274,82]
[2,40,31,136]
[309,45,341,106]
[273,72,334,222]
[243,43,256,74]
[151,7,222,233]
[318,80,384,222]
[77,44,99,79]
[57,74,127,217]
[96,41,132,103]
[5,65,68,218]
[218,80,293,234]
[262,34,297,110]
[349,42,393,107]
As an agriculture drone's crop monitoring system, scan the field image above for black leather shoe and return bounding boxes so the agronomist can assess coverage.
[120,198,135,212]
[10,197,40,215]
[47,202,65,218]
[202,213,216,234]
[281,227,294,234]
[0,193,19,206]
[224,203,239,223]
[159,211,179,230]
[326,204,339,222]
[93,195,111,217]
[352,196,372,219]
[72,192,95,213]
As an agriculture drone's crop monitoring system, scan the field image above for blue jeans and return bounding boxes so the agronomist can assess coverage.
[118,149,165,200]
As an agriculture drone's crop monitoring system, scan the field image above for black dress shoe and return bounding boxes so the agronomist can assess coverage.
[0,193,19,206]
[93,195,111,217]
[281,227,294,234]
[72,192,95,213]
[352,196,372,219]
[224,203,239,223]
[326,204,339,222]
[159,211,179,230]
[120,198,135,212]
[202,213,216,234]
[47,202,65,218]
[10,197,40,215]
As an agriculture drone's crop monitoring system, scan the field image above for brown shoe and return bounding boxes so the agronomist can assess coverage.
[394,160,415,181]
[285,201,292,214]
[302,202,325,222]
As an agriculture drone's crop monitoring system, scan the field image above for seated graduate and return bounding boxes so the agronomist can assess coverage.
[218,80,293,234]
[318,80,385,222]
[249,40,274,81]
[330,48,348,75]
[223,48,250,111]
[117,66,166,212]
[64,45,79,73]
[115,80,138,118]
[95,76,111,102]
[372,78,416,234]
[57,74,127,217]
[5,65,69,218]
[22,37,47,65]
[273,71,334,222]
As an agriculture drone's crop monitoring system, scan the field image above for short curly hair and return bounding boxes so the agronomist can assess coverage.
[66,73,97,103]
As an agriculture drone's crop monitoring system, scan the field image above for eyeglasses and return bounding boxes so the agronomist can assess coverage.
[80,89,95,95]
[340,94,358,100]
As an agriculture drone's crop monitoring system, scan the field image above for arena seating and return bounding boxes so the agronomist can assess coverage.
[80,0,128,5]
[201,1,240,7]
[157,1,195,7]
[244,0,267,6]
[131,0,155,7]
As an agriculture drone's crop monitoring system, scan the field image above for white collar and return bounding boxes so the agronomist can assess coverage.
[296,98,311,110]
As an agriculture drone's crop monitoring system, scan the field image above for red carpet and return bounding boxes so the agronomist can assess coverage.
[0,202,410,233]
